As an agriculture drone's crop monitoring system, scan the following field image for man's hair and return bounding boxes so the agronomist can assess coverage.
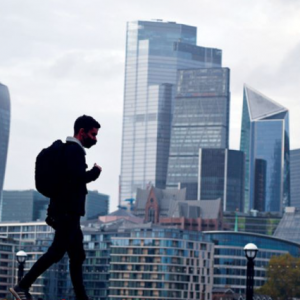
[74,115,101,135]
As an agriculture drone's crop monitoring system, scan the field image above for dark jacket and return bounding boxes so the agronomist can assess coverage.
[49,140,100,216]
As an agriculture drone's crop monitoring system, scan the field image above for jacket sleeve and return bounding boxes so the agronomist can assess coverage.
[85,166,101,183]
[65,145,101,184]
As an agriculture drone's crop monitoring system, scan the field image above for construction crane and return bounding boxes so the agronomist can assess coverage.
[124,198,135,211]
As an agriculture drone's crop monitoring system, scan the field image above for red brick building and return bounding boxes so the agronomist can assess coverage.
[134,187,223,231]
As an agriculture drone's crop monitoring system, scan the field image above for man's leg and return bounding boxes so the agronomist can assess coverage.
[67,217,87,300]
[13,216,71,292]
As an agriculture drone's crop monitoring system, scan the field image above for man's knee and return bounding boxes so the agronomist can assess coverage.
[47,247,66,263]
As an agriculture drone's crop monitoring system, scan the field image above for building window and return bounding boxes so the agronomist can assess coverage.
[148,208,155,223]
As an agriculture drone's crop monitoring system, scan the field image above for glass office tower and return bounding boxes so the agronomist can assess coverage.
[120,20,222,204]
[290,149,300,209]
[166,68,230,199]
[240,85,290,213]
[0,83,10,221]
[198,149,244,211]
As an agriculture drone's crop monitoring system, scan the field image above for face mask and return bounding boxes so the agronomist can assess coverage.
[83,137,97,148]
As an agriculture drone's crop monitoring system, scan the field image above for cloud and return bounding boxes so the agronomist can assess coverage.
[41,50,124,82]
[1,0,300,211]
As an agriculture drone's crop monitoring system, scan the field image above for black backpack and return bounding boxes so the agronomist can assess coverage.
[35,140,66,198]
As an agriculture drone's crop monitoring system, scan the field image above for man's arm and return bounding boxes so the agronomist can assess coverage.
[85,164,101,183]
[65,145,101,184]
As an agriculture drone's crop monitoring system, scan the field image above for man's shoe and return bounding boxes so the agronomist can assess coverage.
[9,285,32,300]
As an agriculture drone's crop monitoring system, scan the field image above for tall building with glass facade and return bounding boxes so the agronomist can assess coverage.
[290,149,300,209]
[240,85,290,213]
[166,68,230,200]
[120,20,222,204]
[198,149,244,211]
[0,83,10,221]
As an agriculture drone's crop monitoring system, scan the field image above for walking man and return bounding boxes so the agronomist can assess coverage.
[10,115,102,300]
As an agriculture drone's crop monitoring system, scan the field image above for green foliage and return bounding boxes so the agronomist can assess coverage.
[256,253,300,300]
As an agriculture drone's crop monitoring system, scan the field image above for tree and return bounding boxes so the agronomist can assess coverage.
[256,253,300,300]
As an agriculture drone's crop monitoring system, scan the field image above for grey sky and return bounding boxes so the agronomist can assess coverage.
[1,0,299,212]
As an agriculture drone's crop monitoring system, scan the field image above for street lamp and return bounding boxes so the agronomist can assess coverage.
[16,250,27,283]
[244,243,258,300]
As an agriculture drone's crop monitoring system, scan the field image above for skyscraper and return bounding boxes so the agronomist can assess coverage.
[198,149,244,211]
[119,20,222,204]
[166,68,230,199]
[290,149,300,209]
[0,83,10,221]
[240,85,290,213]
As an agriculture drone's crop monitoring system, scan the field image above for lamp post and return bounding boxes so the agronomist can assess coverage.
[16,250,27,283]
[244,243,258,300]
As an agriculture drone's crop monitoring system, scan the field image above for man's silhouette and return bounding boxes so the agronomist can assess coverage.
[10,115,102,300]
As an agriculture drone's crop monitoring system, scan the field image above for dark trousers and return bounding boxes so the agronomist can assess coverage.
[19,215,87,299]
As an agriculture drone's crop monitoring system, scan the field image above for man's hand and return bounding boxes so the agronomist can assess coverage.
[94,163,102,173]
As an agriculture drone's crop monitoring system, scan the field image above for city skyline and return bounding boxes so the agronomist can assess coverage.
[0,1,299,212]
[120,20,222,203]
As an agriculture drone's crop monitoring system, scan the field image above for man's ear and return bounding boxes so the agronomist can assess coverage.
[78,128,86,136]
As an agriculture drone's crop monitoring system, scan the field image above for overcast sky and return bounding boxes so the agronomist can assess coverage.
[1,0,299,212]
